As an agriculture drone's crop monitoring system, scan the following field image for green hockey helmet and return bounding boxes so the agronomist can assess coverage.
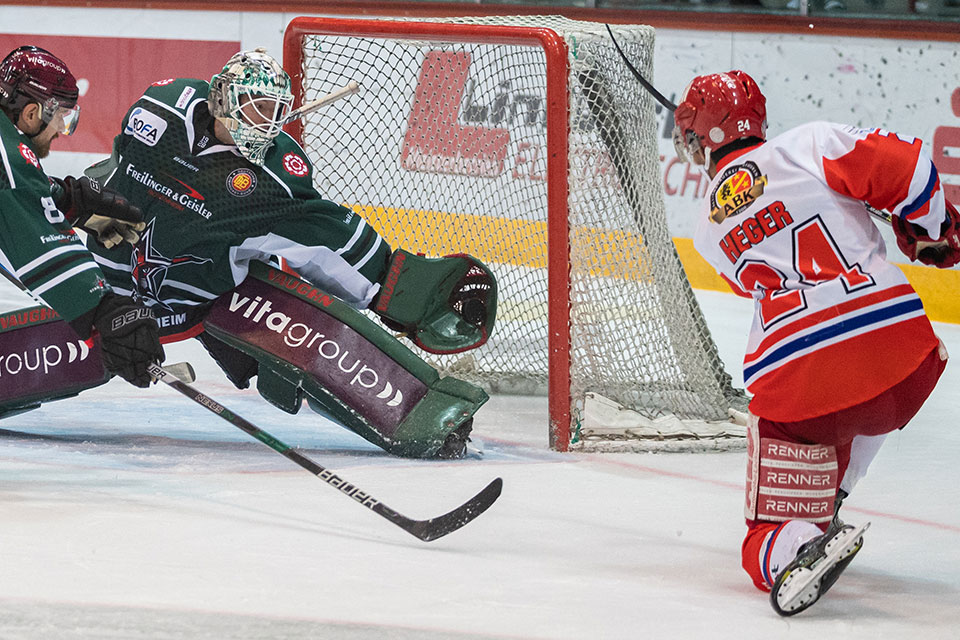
[208,48,293,166]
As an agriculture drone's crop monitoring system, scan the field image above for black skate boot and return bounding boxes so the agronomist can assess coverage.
[435,418,473,459]
[770,519,869,616]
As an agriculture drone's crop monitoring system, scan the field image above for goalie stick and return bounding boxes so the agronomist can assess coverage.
[281,81,360,126]
[148,363,503,542]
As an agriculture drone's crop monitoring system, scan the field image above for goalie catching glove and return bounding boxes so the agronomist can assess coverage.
[68,294,165,388]
[892,200,960,268]
[52,176,146,248]
[372,250,498,354]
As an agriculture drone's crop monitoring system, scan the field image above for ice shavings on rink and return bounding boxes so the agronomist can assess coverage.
[0,282,958,639]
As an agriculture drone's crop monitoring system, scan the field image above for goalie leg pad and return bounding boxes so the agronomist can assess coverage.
[373,249,498,354]
[203,262,488,458]
[0,306,110,418]
[257,365,303,414]
[196,330,259,390]
[745,413,839,526]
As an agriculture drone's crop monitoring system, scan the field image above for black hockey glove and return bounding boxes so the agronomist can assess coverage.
[70,294,164,388]
[53,176,146,248]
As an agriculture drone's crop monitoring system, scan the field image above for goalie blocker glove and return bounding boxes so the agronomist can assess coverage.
[69,294,164,388]
[52,176,146,248]
[892,200,960,268]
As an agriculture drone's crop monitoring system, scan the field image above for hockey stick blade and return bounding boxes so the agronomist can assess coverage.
[147,363,503,541]
[375,477,503,542]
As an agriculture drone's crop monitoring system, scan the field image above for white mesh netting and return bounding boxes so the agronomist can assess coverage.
[291,16,748,451]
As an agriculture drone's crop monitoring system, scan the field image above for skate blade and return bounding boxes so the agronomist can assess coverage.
[774,522,870,615]
[466,438,485,459]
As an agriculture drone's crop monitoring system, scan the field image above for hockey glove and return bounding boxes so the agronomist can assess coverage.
[373,250,498,354]
[892,201,960,268]
[53,176,146,248]
[70,294,164,388]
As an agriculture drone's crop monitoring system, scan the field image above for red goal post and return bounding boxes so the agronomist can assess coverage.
[282,15,747,452]
[284,17,576,449]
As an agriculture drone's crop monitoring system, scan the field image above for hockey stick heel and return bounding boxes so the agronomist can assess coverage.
[148,363,502,541]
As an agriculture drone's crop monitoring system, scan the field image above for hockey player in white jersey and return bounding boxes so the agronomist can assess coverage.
[673,70,956,615]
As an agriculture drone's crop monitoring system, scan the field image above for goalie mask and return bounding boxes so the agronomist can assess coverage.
[0,46,80,136]
[208,48,293,166]
[672,70,766,165]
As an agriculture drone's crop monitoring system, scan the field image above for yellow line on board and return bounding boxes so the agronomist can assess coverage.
[353,205,657,281]
[352,205,549,269]
[895,261,960,324]
[352,206,960,325]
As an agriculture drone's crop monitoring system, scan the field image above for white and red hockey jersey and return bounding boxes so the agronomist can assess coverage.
[693,121,942,422]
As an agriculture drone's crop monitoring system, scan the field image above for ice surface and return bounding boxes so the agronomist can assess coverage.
[0,284,958,639]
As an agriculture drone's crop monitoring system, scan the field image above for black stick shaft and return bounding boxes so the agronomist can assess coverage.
[605,24,677,112]
[148,363,501,542]
[603,26,898,238]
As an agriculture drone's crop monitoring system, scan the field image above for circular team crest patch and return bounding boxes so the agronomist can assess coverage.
[18,143,38,169]
[226,168,257,197]
[282,152,308,177]
[709,160,767,224]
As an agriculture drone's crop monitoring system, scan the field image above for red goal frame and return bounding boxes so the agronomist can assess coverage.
[283,16,577,450]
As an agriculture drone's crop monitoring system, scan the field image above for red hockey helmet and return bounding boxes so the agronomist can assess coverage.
[672,70,766,163]
[0,46,80,135]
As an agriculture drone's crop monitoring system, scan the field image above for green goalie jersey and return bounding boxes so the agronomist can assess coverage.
[0,112,108,324]
[85,78,390,341]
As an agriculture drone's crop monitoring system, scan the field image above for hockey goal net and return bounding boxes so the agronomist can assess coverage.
[283,15,747,452]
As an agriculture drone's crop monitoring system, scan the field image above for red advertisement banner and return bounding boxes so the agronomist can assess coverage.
[0,34,240,154]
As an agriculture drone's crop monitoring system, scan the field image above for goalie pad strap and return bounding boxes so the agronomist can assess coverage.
[745,414,838,524]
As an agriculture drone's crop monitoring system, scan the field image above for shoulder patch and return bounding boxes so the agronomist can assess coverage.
[143,78,209,111]
[174,86,197,110]
[124,107,167,147]
[709,161,767,224]
[282,152,309,177]
[18,143,39,169]
[260,133,319,199]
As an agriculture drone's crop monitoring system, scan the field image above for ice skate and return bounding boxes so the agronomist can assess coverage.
[770,521,869,616]
[435,419,474,459]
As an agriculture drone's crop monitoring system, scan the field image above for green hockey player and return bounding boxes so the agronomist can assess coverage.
[83,48,497,459]
[0,45,162,390]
